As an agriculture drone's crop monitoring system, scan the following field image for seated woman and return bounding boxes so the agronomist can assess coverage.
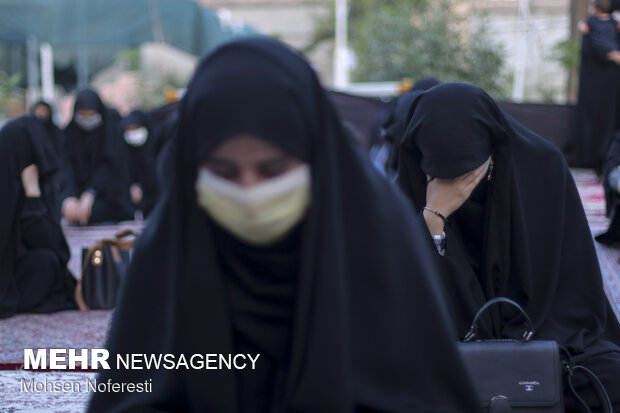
[87,38,478,412]
[370,77,440,179]
[61,89,134,225]
[121,110,160,218]
[396,82,620,410]
[0,116,76,318]
[31,100,62,154]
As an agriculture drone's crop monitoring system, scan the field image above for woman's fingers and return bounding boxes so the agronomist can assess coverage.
[78,201,92,226]
[426,159,490,218]
[468,160,489,187]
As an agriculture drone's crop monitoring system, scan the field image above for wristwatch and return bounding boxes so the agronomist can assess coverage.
[432,232,446,256]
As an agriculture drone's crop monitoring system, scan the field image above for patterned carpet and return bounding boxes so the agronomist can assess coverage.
[572,168,620,320]
[0,370,95,413]
[0,225,137,412]
[0,310,112,366]
[0,171,619,412]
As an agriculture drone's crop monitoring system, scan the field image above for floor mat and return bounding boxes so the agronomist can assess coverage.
[0,310,112,365]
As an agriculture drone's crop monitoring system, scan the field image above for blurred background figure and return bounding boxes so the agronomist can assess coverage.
[60,89,134,225]
[0,116,76,319]
[149,99,180,192]
[575,0,620,171]
[121,110,160,218]
[369,77,440,179]
[30,100,63,154]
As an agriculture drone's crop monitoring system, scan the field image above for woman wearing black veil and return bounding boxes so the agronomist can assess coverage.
[122,110,160,218]
[574,0,620,171]
[60,89,134,225]
[31,100,63,154]
[397,83,620,410]
[0,116,76,318]
[88,38,478,412]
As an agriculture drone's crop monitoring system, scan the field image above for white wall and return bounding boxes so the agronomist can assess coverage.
[470,1,571,102]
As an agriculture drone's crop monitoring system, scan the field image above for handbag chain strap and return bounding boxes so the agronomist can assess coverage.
[463,297,535,342]
[560,347,613,413]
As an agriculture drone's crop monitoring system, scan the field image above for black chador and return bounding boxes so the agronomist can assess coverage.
[0,116,76,318]
[61,89,134,224]
[121,110,160,218]
[88,38,478,412]
[397,83,620,410]
[575,14,620,170]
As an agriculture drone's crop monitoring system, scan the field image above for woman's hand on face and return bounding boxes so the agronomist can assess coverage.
[425,159,489,218]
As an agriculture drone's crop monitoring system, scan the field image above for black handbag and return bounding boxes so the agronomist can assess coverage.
[456,297,564,412]
[75,230,135,310]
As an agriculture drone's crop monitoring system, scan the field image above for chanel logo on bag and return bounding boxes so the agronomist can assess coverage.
[518,380,540,392]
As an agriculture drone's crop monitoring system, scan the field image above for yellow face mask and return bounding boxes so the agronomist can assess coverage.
[195,165,311,245]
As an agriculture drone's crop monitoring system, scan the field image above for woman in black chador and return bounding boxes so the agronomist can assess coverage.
[397,82,620,410]
[88,38,478,412]
[0,116,76,318]
[121,110,160,218]
[61,89,134,225]
[31,100,63,154]
[575,0,620,170]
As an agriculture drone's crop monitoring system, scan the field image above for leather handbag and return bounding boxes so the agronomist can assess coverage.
[75,229,135,311]
[456,297,564,412]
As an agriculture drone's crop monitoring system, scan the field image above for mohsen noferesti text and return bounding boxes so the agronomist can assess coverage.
[20,378,152,393]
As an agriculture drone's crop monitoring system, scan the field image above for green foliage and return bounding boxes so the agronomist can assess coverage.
[0,70,22,116]
[116,48,141,71]
[548,38,581,72]
[308,0,508,97]
[134,72,183,110]
[350,1,507,96]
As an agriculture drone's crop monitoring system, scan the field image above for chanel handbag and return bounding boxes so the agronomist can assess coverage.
[75,230,135,311]
[456,297,564,412]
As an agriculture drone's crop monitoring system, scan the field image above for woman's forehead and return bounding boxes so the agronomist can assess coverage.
[205,135,296,162]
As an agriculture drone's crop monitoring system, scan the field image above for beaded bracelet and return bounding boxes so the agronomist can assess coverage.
[423,206,448,223]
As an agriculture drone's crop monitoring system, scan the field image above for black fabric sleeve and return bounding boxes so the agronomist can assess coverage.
[20,197,70,265]
[587,18,618,61]
[85,156,114,196]
[58,137,79,200]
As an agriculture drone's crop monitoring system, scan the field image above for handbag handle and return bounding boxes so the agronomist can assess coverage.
[92,229,137,252]
[114,229,136,240]
[463,297,535,342]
